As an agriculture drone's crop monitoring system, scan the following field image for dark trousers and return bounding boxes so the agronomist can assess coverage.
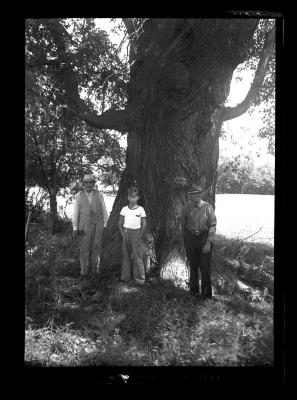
[184,230,212,299]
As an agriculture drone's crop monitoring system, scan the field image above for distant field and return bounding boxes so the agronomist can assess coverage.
[63,193,274,245]
[215,194,274,245]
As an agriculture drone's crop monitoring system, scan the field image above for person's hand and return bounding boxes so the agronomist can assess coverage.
[73,230,78,240]
[202,241,211,253]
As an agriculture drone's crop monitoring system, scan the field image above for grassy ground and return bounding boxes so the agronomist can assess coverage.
[25,226,274,367]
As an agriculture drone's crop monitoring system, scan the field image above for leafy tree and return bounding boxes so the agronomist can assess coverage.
[25,18,128,232]
[216,154,253,194]
[257,101,275,155]
[98,160,123,192]
[249,164,274,194]
[25,186,49,223]
[96,133,126,191]
[24,17,275,274]
[25,87,110,231]
[236,19,275,155]
[217,155,274,194]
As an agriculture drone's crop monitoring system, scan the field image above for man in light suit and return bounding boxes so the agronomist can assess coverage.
[72,175,108,278]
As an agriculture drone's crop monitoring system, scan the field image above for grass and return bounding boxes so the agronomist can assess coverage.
[25,224,274,367]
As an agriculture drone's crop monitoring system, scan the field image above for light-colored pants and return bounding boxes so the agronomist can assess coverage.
[121,228,145,283]
[78,222,104,275]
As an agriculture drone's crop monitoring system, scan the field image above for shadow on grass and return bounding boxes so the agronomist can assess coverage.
[25,229,274,367]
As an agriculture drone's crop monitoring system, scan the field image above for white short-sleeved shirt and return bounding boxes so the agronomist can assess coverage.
[120,205,146,229]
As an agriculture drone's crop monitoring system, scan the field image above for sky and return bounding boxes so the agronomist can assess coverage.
[94,18,274,168]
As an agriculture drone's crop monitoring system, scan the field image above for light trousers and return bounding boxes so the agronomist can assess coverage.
[78,222,104,275]
[121,228,145,283]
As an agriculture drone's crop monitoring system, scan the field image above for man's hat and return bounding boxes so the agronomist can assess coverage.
[83,174,96,182]
[188,184,203,194]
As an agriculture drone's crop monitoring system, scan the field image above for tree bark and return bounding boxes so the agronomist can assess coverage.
[37,18,271,278]
[101,18,259,278]
[49,187,58,234]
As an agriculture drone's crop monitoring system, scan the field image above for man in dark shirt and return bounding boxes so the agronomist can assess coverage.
[180,184,217,300]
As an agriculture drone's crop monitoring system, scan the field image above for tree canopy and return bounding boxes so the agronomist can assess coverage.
[25,19,275,133]
[25,18,275,163]
[217,154,274,194]
[25,18,129,199]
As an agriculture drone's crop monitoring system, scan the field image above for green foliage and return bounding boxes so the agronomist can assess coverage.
[25,224,274,367]
[96,132,126,189]
[25,68,112,192]
[217,154,274,194]
[25,226,79,314]
[212,234,274,298]
[238,19,275,107]
[25,231,59,308]
[25,18,128,108]
[25,18,128,215]
[235,19,275,152]
[257,101,275,155]
[25,186,49,223]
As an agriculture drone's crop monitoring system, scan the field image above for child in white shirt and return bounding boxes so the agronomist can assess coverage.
[119,186,146,284]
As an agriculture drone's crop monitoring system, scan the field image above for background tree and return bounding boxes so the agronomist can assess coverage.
[216,154,274,194]
[25,18,275,275]
[25,186,49,224]
[96,134,126,192]
[249,163,274,194]
[234,19,275,156]
[25,18,128,232]
[25,110,110,232]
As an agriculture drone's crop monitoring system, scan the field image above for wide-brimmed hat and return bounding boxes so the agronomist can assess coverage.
[188,184,203,194]
[83,174,96,182]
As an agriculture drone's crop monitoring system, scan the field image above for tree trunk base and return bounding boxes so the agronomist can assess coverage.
[159,246,189,288]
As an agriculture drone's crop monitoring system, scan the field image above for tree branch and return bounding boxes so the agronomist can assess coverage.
[122,18,136,37]
[79,109,131,132]
[42,19,132,133]
[122,18,138,63]
[31,130,51,193]
[27,59,60,69]
[222,26,275,122]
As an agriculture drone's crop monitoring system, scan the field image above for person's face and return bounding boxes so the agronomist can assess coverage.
[128,194,139,206]
[84,180,95,192]
[189,190,202,203]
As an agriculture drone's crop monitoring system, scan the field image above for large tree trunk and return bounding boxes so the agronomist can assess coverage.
[101,19,258,279]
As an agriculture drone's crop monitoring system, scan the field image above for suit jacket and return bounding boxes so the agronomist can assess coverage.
[72,190,108,231]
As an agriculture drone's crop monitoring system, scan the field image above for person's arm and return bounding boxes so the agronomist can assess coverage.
[72,193,80,231]
[180,204,187,239]
[119,215,125,237]
[72,193,80,239]
[206,205,217,243]
[140,217,146,239]
[202,205,217,253]
[98,191,109,227]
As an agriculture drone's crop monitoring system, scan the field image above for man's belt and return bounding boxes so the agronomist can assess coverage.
[186,229,208,236]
